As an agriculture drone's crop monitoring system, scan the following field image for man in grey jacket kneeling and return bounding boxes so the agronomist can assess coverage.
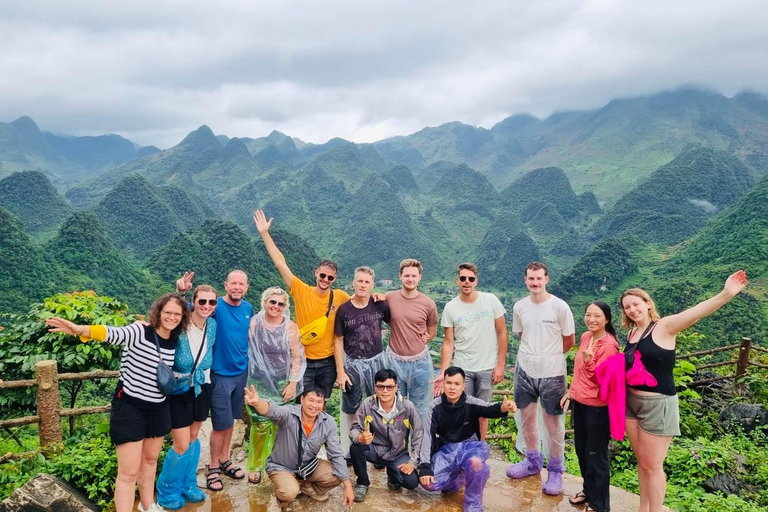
[349,368,424,502]
[244,384,355,508]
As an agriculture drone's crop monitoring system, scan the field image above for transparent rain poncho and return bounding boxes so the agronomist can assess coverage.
[246,311,306,472]
[513,355,566,462]
[423,440,491,512]
[384,347,435,420]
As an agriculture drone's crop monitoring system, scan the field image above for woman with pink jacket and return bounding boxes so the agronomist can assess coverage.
[562,301,619,512]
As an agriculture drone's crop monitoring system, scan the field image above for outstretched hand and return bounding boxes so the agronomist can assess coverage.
[176,271,194,294]
[253,210,273,234]
[724,270,748,297]
[244,385,260,407]
[46,317,84,337]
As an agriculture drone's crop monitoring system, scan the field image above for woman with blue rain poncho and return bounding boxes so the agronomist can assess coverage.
[246,286,306,484]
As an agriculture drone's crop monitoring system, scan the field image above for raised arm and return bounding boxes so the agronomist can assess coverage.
[253,210,294,288]
[176,271,194,294]
[661,270,748,337]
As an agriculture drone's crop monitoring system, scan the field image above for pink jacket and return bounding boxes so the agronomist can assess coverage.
[595,352,658,440]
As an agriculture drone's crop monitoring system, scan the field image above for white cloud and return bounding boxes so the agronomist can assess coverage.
[1,0,767,148]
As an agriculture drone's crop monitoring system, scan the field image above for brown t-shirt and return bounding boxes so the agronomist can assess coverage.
[385,290,439,357]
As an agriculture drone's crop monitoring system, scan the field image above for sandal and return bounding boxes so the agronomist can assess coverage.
[569,491,588,505]
[205,465,223,491]
[248,471,262,484]
[220,459,245,479]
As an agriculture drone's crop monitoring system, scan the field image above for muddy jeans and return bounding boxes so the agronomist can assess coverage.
[268,459,342,505]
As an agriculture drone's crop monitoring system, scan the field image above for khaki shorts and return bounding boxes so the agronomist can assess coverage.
[626,391,681,436]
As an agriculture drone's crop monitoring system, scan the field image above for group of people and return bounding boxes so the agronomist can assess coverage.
[44,207,748,512]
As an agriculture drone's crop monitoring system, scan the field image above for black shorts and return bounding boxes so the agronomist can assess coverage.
[169,383,212,429]
[110,394,172,446]
[301,356,337,399]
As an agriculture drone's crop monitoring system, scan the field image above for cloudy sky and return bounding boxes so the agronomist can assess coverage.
[2,0,768,148]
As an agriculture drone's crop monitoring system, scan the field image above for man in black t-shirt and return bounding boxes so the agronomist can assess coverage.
[334,266,391,458]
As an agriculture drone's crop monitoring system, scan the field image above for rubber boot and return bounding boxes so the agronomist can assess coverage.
[542,456,565,495]
[506,450,543,479]
[156,448,187,510]
[182,439,206,503]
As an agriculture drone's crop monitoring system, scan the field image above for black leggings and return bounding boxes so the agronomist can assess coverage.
[572,400,611,512]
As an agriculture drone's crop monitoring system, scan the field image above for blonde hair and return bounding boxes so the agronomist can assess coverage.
[192,284,217,302]
[399,258,423,275]
[620,288,661,330]
[261,286,290,310]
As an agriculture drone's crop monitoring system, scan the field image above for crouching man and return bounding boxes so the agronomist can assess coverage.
[419,367,517,512]
[244,384,355,508]
[349,369,424,502]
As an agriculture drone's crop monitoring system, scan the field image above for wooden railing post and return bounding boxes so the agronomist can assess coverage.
[735,337,752,392]
[35,360,62,448]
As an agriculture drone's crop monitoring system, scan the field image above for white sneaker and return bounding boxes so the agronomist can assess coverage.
[138,503,167,512]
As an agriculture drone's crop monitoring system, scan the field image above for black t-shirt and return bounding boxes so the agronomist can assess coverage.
[334,299,390,359]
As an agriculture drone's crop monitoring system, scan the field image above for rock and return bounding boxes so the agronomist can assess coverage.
[718,404,768,432]
[0,473,100,512]
[702,472,741,496]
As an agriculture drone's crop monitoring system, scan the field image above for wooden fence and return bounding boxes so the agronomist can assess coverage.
[0,337,763,449]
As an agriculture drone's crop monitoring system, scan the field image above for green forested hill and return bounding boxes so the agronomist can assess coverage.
[598,145,755,244]
[0,171,73,238]
[45,211,159,310]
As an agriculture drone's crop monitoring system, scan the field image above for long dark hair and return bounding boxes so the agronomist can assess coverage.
[148,293,189,339]
[586,301,617,339]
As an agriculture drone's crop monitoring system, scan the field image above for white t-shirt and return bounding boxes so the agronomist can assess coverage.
[186,322,211,384]
[512,294,575,378]
[441,291,506,372]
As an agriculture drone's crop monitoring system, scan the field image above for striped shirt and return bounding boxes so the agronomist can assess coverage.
[103,324,176,407]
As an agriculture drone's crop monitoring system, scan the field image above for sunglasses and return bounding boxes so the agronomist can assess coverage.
[196,299,217,306]
[375,384,396,391]
[268,299,286,308]
[458,275,476,283]
[318,273,336,282]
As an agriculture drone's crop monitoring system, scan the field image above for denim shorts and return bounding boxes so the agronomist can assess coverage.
[626,391,680,436]
[210,371,247,431]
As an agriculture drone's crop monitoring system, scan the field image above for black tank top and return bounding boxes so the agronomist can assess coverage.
[624,323,676,396]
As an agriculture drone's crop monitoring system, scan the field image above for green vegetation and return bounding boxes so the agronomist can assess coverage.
[0,171,72,238]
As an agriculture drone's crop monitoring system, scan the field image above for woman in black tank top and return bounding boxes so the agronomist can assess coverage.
[619,270,748,512]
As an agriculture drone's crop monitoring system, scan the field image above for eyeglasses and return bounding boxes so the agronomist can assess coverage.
[458,276,476,283]
[162,311,183,318]
[318,273,336,282]
[375,384,396,391]
[196,299,217,306]
[268,299,286,308]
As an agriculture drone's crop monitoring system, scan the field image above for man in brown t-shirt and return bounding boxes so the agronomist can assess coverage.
[384,259,438,420]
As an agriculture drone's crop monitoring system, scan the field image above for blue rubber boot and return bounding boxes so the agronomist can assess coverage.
[182,439,206,503]
[156,448,187,510]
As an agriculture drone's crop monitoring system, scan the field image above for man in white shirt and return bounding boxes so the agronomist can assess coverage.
[506,261,575,496]
[434,262,507,440]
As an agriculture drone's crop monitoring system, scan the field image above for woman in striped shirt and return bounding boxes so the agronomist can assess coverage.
[47,293,189,512]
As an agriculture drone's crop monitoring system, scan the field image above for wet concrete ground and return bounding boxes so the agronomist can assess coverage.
[136,419,669,512]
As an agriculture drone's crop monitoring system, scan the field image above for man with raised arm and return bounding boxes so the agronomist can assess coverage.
[334,266,390,460]
[176,270,252,490]
[244,384,355,508]
[254,210,350,400]
[434,262,508,440]
[384,258,439,421]
[419,366,517,512]
[506,261,575,496]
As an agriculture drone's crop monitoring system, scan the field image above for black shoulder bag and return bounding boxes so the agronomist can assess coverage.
[152,331,176,396]
[295,417,320,479]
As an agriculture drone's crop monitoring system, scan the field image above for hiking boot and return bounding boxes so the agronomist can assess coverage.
[506,450,543,479]
[387,479,402,491]
[354,484,369,502]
